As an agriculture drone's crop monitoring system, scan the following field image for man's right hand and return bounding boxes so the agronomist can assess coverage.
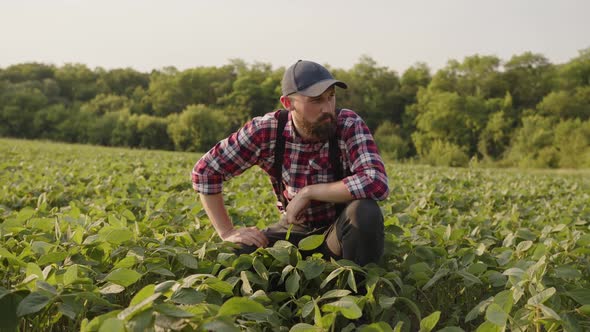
[220,227,269,248]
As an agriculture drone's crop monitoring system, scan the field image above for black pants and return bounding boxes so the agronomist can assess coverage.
[237,199,384,266]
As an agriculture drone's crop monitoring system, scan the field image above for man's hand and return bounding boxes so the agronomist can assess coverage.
[285,188,311,225]
[221,227,269,248]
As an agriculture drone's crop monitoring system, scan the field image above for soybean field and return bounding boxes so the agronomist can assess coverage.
[0,138,589,332]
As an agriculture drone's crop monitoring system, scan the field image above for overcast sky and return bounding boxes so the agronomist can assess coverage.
[1,0,589,73]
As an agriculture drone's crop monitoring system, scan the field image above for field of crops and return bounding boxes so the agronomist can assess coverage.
[0,138,589,332]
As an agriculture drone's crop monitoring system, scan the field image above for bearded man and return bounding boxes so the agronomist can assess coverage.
[191,60,389,266]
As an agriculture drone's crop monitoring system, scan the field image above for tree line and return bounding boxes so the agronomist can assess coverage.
[1,50,589,168]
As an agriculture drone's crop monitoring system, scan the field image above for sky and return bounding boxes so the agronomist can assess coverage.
[1,0,589,74]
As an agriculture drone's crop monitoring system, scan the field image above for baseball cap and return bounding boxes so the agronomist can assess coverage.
[281,60,348,97]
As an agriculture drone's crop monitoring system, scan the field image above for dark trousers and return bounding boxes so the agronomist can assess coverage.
[238,199,384,266]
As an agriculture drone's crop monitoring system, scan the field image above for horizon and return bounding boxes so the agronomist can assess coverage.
[1,0,590,74]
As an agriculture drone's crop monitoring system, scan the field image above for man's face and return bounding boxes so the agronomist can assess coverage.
[289,86,337,141]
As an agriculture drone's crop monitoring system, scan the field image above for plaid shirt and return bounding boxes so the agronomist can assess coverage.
[192,109,389,224]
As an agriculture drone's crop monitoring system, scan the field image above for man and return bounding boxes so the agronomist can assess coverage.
[192,60,389,266]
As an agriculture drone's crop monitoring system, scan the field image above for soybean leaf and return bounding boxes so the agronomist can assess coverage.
[98,318,125,332]
[217,297,266,316]
[154,303,194,318]
[527,287,556,306]
[16,292,51,317]
[105,268,142,287]
[290,323,323,332]
[321,296,362,320]
[485,303,507,327]
[286,271,301,295]
[419,311,440,332]
[565,289,590,305]
[177,253,199,269]
[298,234,325,251]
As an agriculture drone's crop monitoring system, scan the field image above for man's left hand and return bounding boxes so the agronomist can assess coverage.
[285,188,311,225]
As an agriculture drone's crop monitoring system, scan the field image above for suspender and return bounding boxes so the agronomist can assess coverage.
[273,110,289,210]
[273,109,346,216]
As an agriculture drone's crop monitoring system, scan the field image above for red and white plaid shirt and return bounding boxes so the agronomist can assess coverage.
[192,109,389,224]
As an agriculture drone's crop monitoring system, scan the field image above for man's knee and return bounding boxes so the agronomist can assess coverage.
[345,199,383,231]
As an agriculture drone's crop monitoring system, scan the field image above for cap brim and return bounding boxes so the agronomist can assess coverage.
[298,79,348,97]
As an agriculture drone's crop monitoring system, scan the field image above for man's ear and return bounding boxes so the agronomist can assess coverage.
[280,95,292,110]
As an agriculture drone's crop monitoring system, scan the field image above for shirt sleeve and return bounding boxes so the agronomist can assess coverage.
[191,116,269,195]
[341,113,389,201]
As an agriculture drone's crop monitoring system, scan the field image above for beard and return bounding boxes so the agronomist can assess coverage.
[301,112,337,142]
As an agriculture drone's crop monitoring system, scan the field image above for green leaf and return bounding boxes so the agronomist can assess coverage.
[537,303,561,320]
[475,321,502,332]
[298,234,325,251]
[130,284,155,306]
[100,284,125,295]
[565,288,590,305]
[114,256,138,269]
[436,327,465,332]
[177,253,199,269]
[290,323,323,332]
[577,304,590,315]
[170,288,205,305]
[527,287,556,305]
[554,265,582,279]
[320,267,345,288]
[321,296,362,319]
[16,292,51,317]
[266,247,290,265]
[347,270,357,292]
[63,265,78,286]
[127,309,154,332]
[105,268,142,287]
[204,277,234,296]
[320,289,352,301]
[99,226,133,245]
[38,251,68,265]
[26,262,44,280]
[154,280,177,293]
[98,317,125,332]
[252,256,269,280]
[485,303,507,327]
[456,270,482,286]
[297,259,325,280]
[422,268,449,290]
[217,297,266,316]
[286,270,301,295]
[419,311,440,332]
[154,303,194,318]
[359,322,395,332]
[515,240,533,252]
[117,293,160,321]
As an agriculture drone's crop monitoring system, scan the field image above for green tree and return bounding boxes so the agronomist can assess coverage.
[0,82,48,137]
[558,47,590,90]
[536,86,590,121]
[335,55,403,130]
[504,52,555,111]
[96,68,150,97]
[80,94,129,115]
[167,104,230,152]
[136,115,173,149]
[373,121,409,160]
[218,60,280,128]
[553,119,590,168]
[400,62,432,105]
[54,63,98,102]
[430,55,507,99]
[506,115,557,168]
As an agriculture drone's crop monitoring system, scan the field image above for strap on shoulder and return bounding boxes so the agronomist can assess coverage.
[273,109,289,208]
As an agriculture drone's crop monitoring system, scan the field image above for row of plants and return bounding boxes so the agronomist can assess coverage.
[0,138,588,331]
